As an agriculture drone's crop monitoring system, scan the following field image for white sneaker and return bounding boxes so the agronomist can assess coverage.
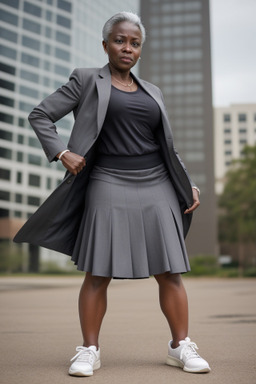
[166,337,211,373]
[68,346,101,376]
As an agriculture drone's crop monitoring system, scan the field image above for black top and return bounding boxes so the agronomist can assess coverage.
[97,85,161,156]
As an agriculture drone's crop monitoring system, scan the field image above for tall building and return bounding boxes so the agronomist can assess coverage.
[215,104,256,194]
[140,0,217,256]
[0,0,139,270]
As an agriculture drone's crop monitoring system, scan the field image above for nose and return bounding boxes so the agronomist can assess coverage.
[122,43,132,52]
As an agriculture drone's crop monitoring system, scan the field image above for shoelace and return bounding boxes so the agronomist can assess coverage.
[179,338,200,360]
[70,346,96,364]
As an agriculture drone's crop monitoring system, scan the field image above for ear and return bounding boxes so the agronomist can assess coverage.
[102,40,108,54]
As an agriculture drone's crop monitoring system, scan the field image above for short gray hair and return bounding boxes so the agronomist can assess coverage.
[102,11,146,44]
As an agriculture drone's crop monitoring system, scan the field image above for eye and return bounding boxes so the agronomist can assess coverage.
[132,42,141,47]
[115,39,123,44]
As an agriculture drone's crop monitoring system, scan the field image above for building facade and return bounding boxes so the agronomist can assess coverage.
[214,104,256,194]
[140,0,217,255]
[0,0,139,270]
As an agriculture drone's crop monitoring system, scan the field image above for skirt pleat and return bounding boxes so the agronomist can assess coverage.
[71,164,191,279]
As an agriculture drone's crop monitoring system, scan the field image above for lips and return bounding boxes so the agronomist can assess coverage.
[120,56,133,63]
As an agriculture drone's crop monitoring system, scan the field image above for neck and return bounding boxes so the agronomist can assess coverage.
[108,64,130,80]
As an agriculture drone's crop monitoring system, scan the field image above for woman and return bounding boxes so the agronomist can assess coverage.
[14,12,210,376]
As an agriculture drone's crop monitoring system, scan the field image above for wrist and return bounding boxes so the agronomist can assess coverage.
[58,149,70,160]
[192,186,200,195]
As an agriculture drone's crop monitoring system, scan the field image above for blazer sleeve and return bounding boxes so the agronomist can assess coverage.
[28,69,82,162]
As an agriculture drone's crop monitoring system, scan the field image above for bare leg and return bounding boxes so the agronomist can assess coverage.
[154,272,188,348]
[79,272,111,349]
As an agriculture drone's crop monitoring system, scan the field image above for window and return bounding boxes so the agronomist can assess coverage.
[29,174,40,187]
[0,208,9,217]
[0,112,13,124]
[17,135,24,144]
[16,172,22,183]
[56,31,70,45]
[57,15,71,29]
[225,151,232,155]
[0,130,12,141]
[15,193,22,203]
[20,85,39,99]
[28,154,41,166]
[16,152,23,162]
[18,118,25,127]
[46,177,52,190]
[0,78,15,91]
[0,44,17,60]
[240,139,247,144]
[46,11,52,21]
[14,211,22,218]
[55,47,70,61]
[0,191,10,201]
[54,64,70,77]
[0,26,18,43]
[224,140,231,145]
[223,114,231,122]
[20,69,39,83]
[23,19,41,34]
[0,95,14,107]
[27,196,40,206]
[224,128,231,134]
[57,0,72,12]
[22,36,40,51]
[44,44,51,55]
[24,2,42,18]
[239,128,247,134]
[45,27,52,38]
[0,168,10,180]
[0,9,18,26]
[28,137,41,148]
[0,62,15,75]
[21,53,39,67]
[238,113,246,122]
[0,0,19,8]
[19,101,35,113]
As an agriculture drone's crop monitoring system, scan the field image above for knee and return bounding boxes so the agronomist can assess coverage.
[155,272,182,289]
[84,273,111,291]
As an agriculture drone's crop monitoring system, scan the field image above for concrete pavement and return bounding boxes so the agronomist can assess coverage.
[1,276,256,384]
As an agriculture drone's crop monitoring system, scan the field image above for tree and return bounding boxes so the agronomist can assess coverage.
[218,145,256,274]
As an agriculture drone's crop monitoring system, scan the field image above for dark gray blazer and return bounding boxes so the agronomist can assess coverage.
[14,64,195,255]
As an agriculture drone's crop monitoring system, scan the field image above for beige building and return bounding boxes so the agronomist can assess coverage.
[214,104,256,194]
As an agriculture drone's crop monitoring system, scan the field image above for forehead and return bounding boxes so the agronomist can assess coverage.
[110,21,142,39]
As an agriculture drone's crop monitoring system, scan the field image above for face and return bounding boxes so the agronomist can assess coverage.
[102,21,142,72]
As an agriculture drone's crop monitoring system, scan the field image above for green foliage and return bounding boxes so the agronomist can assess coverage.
[218,145,256,243]
[0,241,25,273]
[188,255,219,276]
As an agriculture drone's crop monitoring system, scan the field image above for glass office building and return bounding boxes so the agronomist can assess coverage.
[0,0,139,270]
[140,0,217,255]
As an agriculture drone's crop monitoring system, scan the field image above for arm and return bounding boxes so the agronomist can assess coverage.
[28,69,83,163]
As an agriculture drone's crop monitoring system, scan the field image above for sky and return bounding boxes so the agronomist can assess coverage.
[210,0,256,107]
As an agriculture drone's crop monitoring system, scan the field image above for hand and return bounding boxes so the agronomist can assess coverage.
[58,151,86,175]
[184,188,200,214]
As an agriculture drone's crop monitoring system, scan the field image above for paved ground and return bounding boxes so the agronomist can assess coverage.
[1,276,256,384]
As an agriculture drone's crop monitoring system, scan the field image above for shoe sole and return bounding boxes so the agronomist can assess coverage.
[68,361,101,376]
[166,356,211,373]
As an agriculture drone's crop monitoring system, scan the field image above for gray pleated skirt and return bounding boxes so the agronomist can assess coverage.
[71,163,190,278]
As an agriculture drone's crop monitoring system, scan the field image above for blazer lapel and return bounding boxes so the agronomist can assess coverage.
[96,64,112,133]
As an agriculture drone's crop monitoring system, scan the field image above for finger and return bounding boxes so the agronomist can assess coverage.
[184,201,200,214]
